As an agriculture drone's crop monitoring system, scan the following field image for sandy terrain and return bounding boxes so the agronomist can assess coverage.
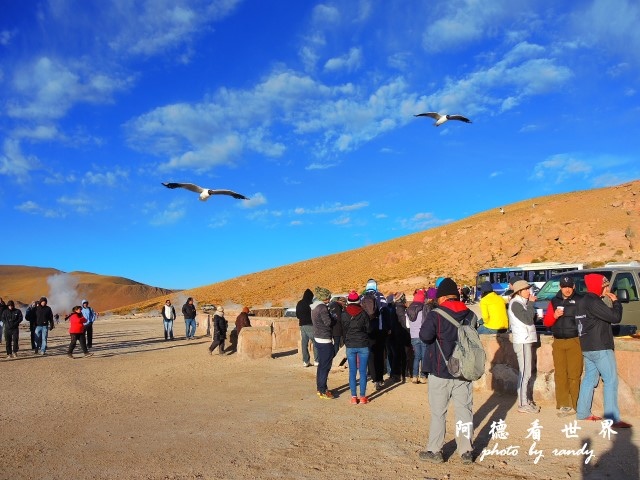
[1,314,638,480]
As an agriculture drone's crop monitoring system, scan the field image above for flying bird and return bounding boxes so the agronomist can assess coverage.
[414,112,472,126]
[162,182,249,201]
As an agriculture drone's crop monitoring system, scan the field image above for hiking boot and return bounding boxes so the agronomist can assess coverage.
[612,421,632,429]
[518,404,539,414]
[67,353,74,359]
[557,407,576,417]
[318,391,334,400]
[350,396,358,405]
[412,378,419,384]
[418,451,444,463]
[359,396,369,405]
[461,451,474,464]
[528,400,540,411]
[375,381,384,391]
[83,352,94,358]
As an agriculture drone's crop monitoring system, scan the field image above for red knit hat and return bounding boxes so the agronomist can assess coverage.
[413,289,425,303]
[347,290,360,303]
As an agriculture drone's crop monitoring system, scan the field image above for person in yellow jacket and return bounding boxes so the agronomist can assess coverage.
[478,281,509,334]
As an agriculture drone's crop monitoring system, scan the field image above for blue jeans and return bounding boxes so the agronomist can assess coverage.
[163,320,174,339]
[577,349,620,421]
[185,319,196,338]
[300,325,318,364]
[315,341,334,394]
[346,347,370,397]
[35,326,49,353]
[411,338,426,378]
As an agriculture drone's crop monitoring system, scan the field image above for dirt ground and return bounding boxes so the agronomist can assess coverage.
[0,314,638,480]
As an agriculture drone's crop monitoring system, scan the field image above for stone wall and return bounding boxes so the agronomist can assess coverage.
[236,317,640,417]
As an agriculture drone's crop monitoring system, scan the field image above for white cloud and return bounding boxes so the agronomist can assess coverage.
[0,139,39,180]
[489,171,503,178]
[312,4,341,25]
[12,125,61,141]
[332,216,351,225]
[400,212,451,230]
[324,47,363,73]
[7,57,132,121]
[294,201,368,215]
[531,153,593,182]
[241,192,267,208]
[15,201,64,218]
[150,200,186,226]
[57,195,93,214]
[0,29,17,46]
[83,167,129,187]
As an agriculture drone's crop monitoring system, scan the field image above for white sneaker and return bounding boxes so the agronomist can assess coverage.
[557,406,576,417]
[302,362,310,367]
[313,361,319,367]
[518,404,539,414]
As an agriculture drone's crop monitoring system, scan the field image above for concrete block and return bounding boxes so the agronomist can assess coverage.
[238,326,272,359]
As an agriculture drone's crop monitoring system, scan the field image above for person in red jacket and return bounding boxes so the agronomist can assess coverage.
[66,306,93,358]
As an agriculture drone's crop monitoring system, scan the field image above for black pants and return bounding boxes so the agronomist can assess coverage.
[368,330,387,382]
[85,323,93,348]
[30,323,37,351]
[390,336,407,378]
[5,329,19,355]
[68,333,88,354]
[209,338,226,354]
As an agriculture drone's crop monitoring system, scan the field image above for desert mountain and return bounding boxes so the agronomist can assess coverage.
[0,266,174,313]
[111,180,640,314]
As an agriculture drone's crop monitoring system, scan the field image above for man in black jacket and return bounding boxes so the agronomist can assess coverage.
[575,273,631,428]
[25,300,38,353]
[35,297,54,355]
[182,297,197,340]
[2,300,23,358]
[542,276,583,417]
[296,289,317,367]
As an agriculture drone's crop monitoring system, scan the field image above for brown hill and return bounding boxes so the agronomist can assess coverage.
[0,266,175,313]
[112,180,640,314]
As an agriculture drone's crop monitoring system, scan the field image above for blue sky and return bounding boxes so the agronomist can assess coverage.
[1,0,639,290]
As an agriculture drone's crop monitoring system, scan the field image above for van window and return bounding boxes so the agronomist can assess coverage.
[613,273,639,301]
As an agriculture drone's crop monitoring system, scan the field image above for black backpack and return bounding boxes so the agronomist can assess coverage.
[361,291,379,319]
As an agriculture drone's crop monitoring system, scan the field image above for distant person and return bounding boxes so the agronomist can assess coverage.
[208,306,228,355]
[235,306,251,336]
[542,276,583,417]
[0,297,6,344]
[2,300,23,358]
[182,297,197,340]
[328,296,346,356]
[35,297,54,355]
[361,278,389,391]
[54,313,60,325]
[296,289,318,367]
[419,278,476,465]
[66,306,93,358]
[81,299,97,349]
[161,299,176,341]
[25,300,38,353]
[312,287,335,399]
[478,281,509,334]
[406,289,427,384]
[576,274,631,428]
[507,280,539,414]
[341,290,372,404]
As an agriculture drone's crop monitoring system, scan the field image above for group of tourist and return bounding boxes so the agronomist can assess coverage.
[295,272,632,465]
[0,297,97,359]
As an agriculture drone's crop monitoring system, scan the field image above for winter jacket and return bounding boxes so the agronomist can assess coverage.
[577,273,622,352]
[235,312,251,335]
[419,300,475,380]
[328,300,344,337]
[361,290,389,331]
[479,292,509,331]
[341,304,371,348]
[81,300,96,324]
[162,305,176,321]
[25,305,37,324]
[1,307,23,330]
[212,314,228,341]
[182,302,196,320]
[68,312,87,334]
[295,289,314,327]
[311,302,334,340]
[393,302,411,347]
[36,304,54,328]
[508,295,537,344]
[543,290,581,338]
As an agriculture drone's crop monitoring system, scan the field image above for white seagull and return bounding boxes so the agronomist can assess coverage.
[415,112,472,126]
[162,182,249,201]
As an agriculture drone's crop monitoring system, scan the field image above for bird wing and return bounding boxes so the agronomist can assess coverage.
[414,112,442,120]
[448,115,472,123]
[207,189,249,200]
[162,182,205,194]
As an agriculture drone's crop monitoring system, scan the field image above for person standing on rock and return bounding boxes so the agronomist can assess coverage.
[507,279,540,414]
[296,289,317,367]
[161,299,176,341]
[208,306,228,355]
[182,297,197,340]
[542,276,583,417]
[312,287,335,399]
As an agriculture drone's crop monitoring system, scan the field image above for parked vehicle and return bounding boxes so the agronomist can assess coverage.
[533,261,640,336]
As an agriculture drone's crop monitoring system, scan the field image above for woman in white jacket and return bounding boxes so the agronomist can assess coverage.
[508,280,540,414]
